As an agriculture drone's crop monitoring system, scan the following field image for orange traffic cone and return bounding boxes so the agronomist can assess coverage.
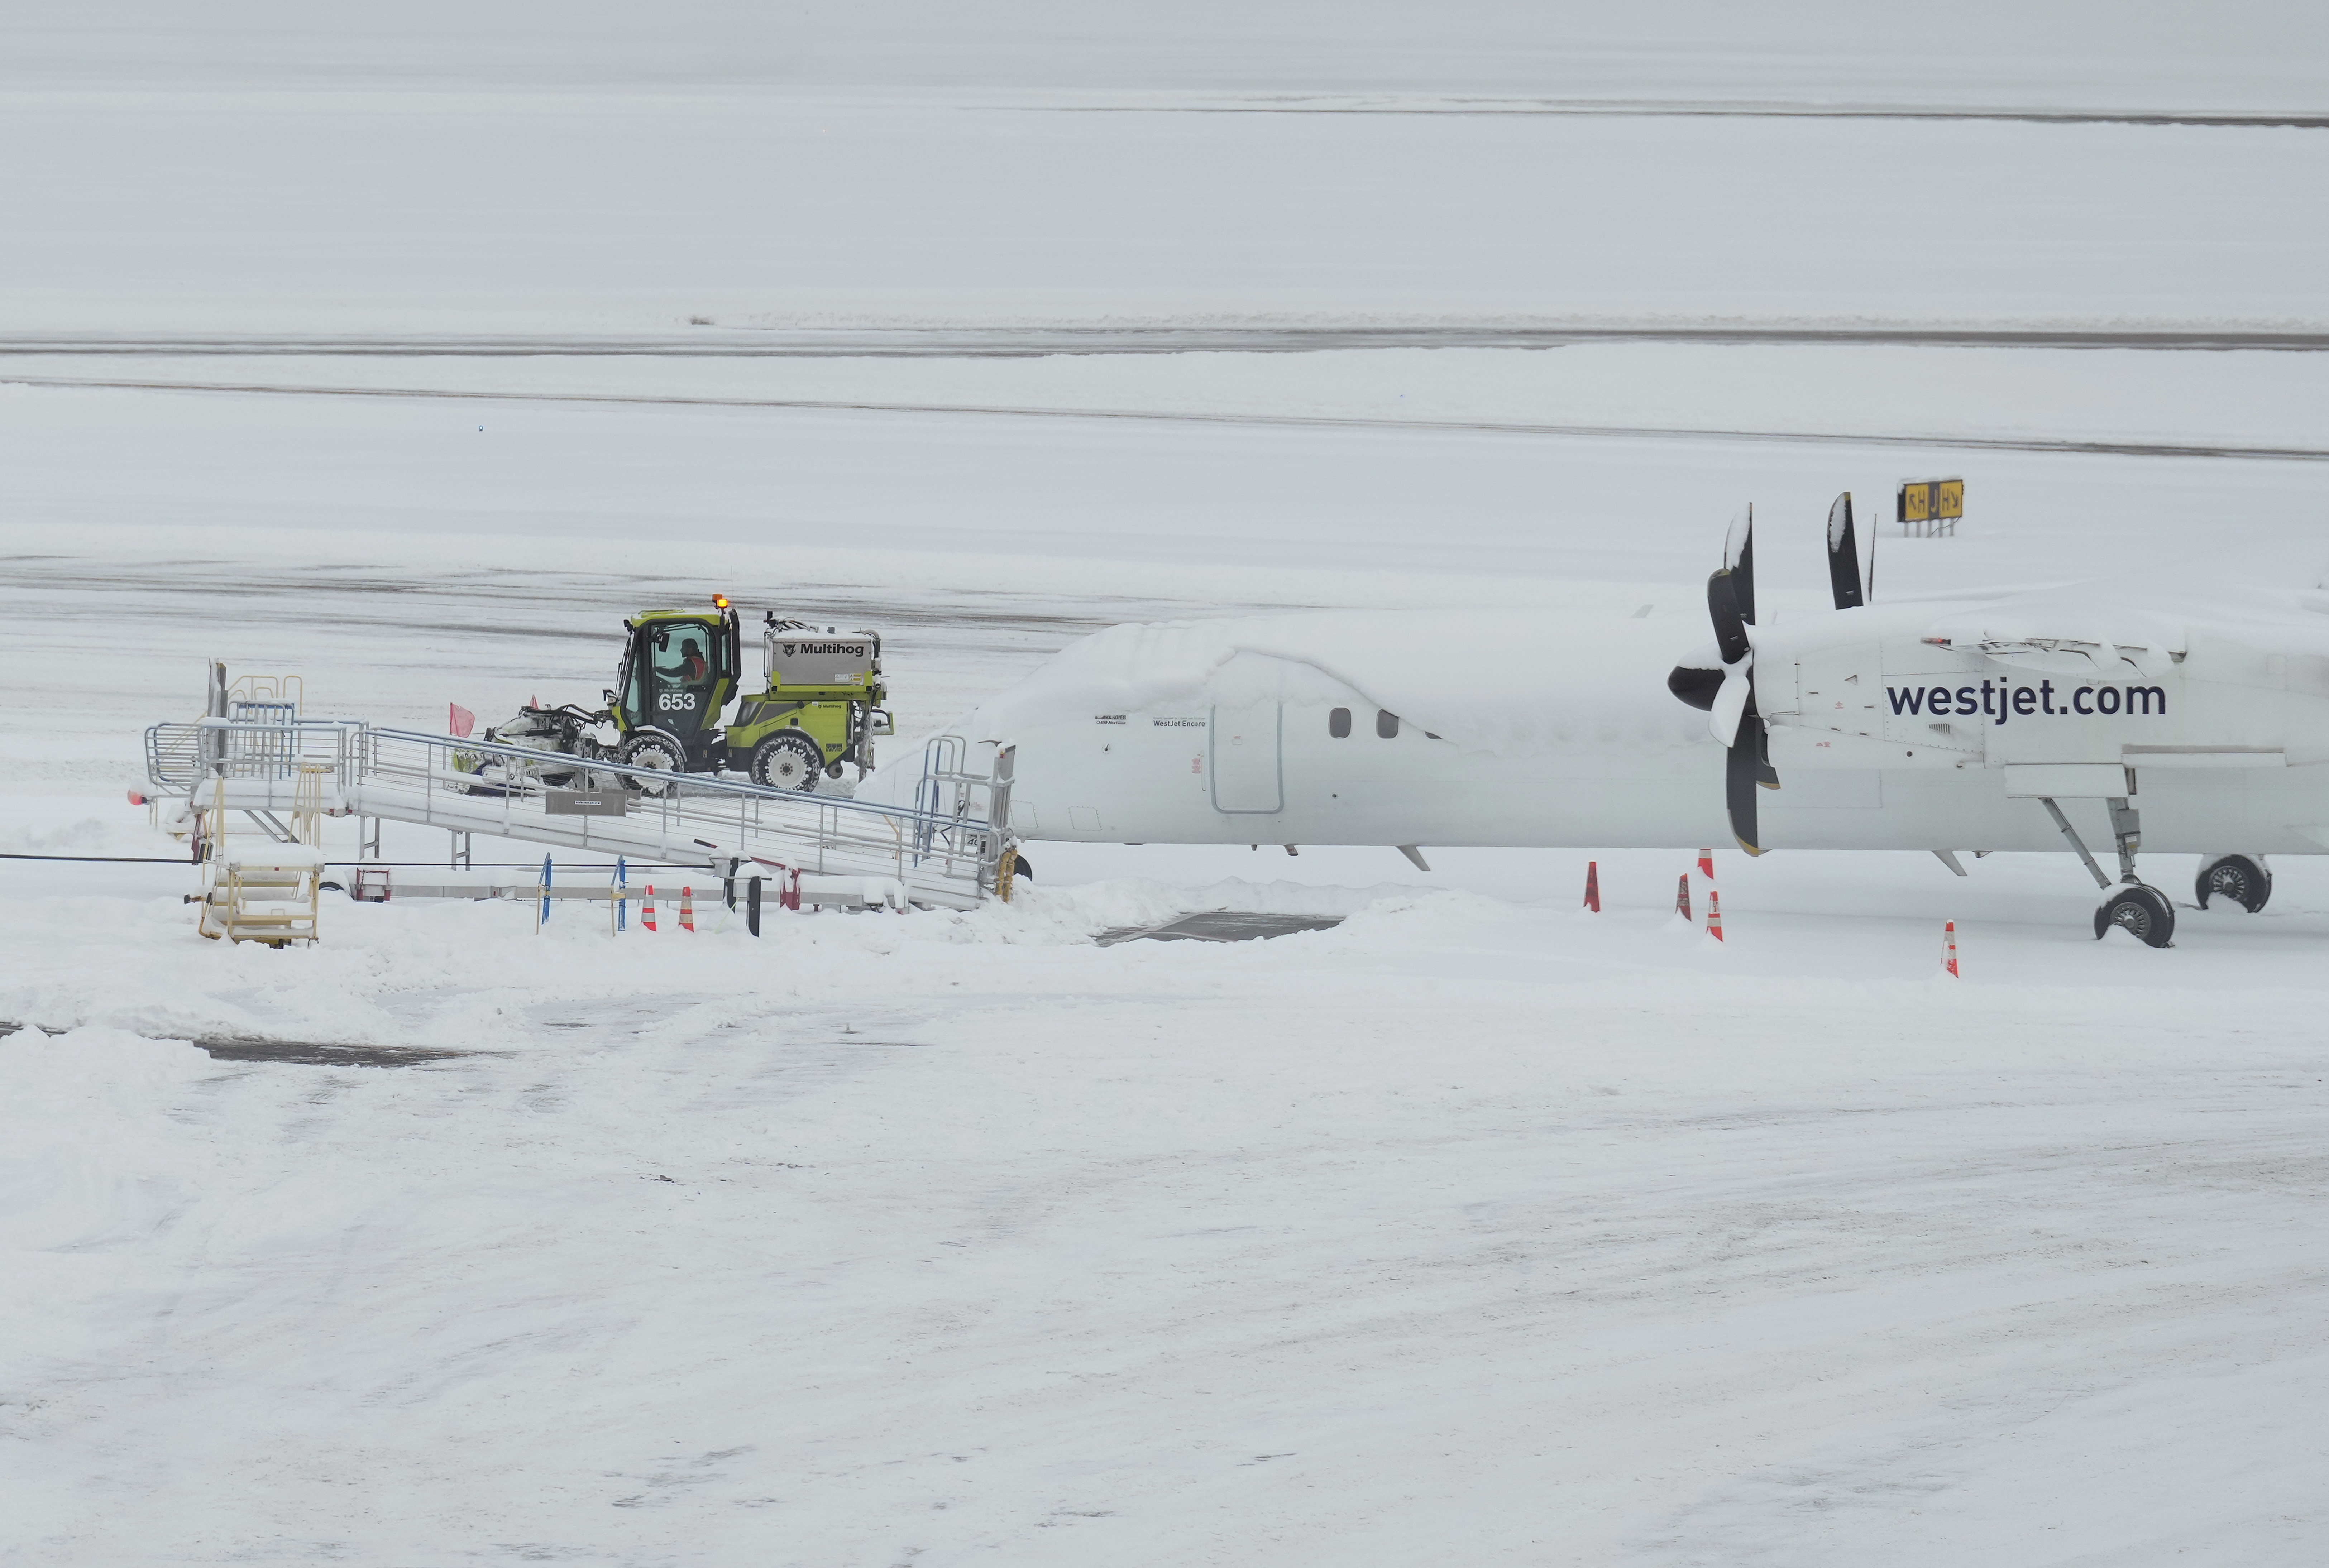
[1706,888,1725,941]
[680,886,696,933]
[1698,848,1715,880]
[1583,860,1601,912]
[1944,920,1960,978]
[642,884,657,932]
[1674,873,1693,922]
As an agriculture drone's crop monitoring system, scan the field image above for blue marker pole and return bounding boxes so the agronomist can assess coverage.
[539,854,553,929]
[615,856,628,933]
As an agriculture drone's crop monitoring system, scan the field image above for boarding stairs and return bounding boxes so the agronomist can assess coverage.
[145,718,1013,911]
[191,764,328,946]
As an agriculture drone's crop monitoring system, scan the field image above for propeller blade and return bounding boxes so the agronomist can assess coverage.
[1706,570,1750,667]
[1826,491,1865,610]
[1721,504,1756,625]
[1725,727,1765,855]
[1709,659,1751,746]
[1666,661,1723,711]
[1698,504,1772,852]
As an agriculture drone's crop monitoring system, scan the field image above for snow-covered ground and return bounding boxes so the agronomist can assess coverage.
[5,6,2329,1563]
[6,94,2324,338]
[6,3,2327,338]
[8,860,2329,1564]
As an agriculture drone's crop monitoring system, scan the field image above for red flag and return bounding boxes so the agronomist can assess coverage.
[449,703,476,738]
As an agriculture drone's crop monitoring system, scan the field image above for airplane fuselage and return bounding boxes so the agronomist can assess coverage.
[993,699,2329,858]
[876,603,2329,862]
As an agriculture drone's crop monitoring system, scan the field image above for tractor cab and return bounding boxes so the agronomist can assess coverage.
[608,605,743,774]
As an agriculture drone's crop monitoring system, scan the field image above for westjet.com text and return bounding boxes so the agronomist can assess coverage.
[1886,680,2166,725]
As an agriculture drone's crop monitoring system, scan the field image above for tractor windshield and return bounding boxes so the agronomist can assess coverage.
[653,625,715,687]
[630,619,722,736]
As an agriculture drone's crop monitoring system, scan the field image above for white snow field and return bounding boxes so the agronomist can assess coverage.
[6,5,2329,1564]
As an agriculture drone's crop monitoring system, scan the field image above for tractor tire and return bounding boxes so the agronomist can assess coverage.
[2094,884,2176,947]
[618,728,689,795]
[750,731,824,792]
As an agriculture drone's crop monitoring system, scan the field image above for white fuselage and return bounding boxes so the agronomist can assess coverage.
[871,604,2329,858]
[1001,699,1732,848]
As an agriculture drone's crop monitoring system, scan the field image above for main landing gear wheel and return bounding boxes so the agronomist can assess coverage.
[2095,884,2176,947]
[2195,854,2272,913]
[618,728,687,795]
[750,731,823,792]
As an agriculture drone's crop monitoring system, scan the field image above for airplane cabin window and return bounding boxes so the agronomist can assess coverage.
[1377,710,1399,738]
[1329,707,1351,738]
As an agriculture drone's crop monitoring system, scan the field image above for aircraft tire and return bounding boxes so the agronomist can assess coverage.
[2194,854,2271,914]
[1012,852,1033,882]
[750,731,824,792]
[2094,884,2175,947]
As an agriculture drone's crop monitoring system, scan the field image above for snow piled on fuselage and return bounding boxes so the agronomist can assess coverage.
[941,608,1708,761]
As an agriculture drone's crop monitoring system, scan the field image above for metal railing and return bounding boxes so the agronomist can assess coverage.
[148,717,363,790]
[228,673,303,713]
[145,718,1005,903]
[226,699,304,779]
[913,735,1013,875]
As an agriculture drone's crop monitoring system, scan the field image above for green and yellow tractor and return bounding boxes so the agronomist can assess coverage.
[483,599,891,793]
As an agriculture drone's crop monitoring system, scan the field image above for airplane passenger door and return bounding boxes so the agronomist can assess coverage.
[1210,703,1283,812]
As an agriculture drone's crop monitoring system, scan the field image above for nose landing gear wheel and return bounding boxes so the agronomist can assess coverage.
[750,732,824,792]
[2095,884,2176,947]
[2195,854,2272,913]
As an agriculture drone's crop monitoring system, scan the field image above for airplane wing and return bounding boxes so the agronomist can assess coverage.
[1919,575,2329,680]
[1919,590,2188,676]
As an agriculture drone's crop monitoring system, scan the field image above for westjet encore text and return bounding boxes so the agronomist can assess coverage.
[1887,681,2166,723]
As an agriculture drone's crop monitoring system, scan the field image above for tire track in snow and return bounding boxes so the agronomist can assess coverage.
[5,326,2329,356]
[1017,102,2329,130]
[11,373,2328,465]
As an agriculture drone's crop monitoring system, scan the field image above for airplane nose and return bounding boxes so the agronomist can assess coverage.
[1667,662,1722,711]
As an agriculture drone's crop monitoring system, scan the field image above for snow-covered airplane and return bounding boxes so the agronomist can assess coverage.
[872,498,2327,948]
